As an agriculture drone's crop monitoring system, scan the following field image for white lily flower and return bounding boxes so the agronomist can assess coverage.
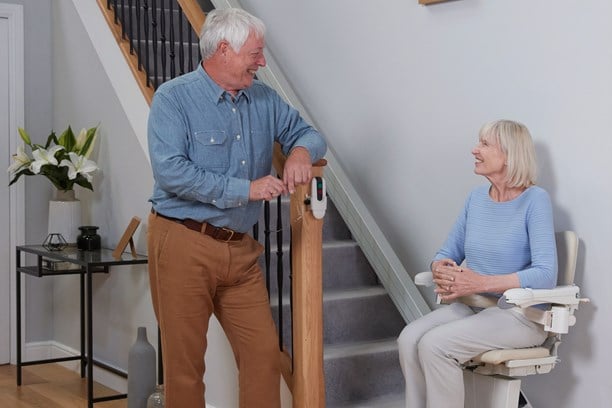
[59,152,98,181]
[30,145,64,174]
[7,145,32,174]
[75,128,88,151]
[78,127,98,158]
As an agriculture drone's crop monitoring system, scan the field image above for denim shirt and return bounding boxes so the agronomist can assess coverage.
[148,64,327,232]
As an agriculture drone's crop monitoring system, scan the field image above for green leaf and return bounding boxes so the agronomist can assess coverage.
[8,168,35,186]
[57,126,76,152]
[44,131,58,149]
[74,175,94,191]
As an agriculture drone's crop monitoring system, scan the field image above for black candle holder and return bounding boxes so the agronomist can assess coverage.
[43,233,68,251]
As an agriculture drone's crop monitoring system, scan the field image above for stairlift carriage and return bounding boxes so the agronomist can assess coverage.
[414,231,589,407]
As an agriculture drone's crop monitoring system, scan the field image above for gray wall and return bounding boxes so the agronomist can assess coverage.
[239,0,612,406]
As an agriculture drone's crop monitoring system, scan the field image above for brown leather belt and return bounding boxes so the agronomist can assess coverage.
[152,209,244,242]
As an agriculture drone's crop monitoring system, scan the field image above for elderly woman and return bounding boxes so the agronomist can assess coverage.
[397,120,557,408]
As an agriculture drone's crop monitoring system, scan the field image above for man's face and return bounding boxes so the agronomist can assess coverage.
[222,32,266,93]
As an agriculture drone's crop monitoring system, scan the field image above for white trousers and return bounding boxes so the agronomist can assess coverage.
[397,303,547,408]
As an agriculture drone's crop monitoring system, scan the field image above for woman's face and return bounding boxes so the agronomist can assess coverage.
[472,135,507,180]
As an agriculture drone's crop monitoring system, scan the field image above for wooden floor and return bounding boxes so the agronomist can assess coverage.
[0,363,127,408]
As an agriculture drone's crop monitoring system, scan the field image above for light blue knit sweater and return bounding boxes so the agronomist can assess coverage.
[433,185,558,290]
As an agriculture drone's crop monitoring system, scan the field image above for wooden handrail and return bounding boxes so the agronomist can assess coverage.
[176,0,206,34]
[97,1,326,405]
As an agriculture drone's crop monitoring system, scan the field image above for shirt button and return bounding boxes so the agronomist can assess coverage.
[238,202,242,206]
[236,134,241,140]
[212,199,216,204]
[232,108,236,113]
[210,138,215,143]
[241,160,246,165]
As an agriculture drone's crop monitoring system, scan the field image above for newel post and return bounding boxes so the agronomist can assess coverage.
[290,164,326,408]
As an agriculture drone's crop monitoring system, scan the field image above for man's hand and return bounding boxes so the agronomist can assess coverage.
[283,147,312,194]
[249,175,288,201]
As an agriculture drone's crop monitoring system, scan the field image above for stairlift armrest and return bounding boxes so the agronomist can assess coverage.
[414,271,434,287]
[499,285,590,333]
[499,285,587,309]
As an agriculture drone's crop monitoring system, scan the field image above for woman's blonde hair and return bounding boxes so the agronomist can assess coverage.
[479,120,537,188]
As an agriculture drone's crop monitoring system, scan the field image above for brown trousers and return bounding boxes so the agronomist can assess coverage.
[147,213,281,408]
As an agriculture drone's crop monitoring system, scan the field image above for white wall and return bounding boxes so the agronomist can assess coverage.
[239,0,612,406]
[50,0,156,373]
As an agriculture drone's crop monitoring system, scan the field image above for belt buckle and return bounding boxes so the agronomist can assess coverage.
[220,227,235,242]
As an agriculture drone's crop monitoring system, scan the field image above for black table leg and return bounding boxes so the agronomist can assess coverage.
[16,248,21,386]
[87,265,94,408]
[80,271,85,378]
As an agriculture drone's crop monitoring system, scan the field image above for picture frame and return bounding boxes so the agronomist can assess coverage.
[112,216,141,259]
[419,0,455,4]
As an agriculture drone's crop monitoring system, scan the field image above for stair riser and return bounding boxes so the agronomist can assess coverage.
[260,243,378,294]
[254,198,352,246]
[325,349,404,406]
[271,293,405,347]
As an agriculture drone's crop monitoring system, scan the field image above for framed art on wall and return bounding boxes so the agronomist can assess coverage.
[419,0,455,4]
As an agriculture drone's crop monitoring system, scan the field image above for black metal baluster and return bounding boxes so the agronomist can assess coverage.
[128,0,134,54]
[151,0,159,88]
[252,222,259,242]
[168,0,176,78]
[264,201,271,297]
[275,195,284,349]
[112,0,119,24]
[120,0,126,39]
[159,0,167,83]
[289,225,293,371]
[178,8,185,75]
[289,225,294,364]
[188,28,194,71]
[136,0,142,69]
[143,0,150,87]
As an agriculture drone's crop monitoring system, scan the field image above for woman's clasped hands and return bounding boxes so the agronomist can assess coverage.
[431,259,483,301]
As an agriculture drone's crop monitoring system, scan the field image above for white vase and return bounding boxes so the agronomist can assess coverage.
[48,189,81,244]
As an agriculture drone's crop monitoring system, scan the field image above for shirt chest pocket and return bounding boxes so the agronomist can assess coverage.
[192,131,229,170]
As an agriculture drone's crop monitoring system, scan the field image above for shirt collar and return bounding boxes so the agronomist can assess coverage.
[197,63,252,105]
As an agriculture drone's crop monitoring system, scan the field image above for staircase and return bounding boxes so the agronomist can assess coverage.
[260,198,406,407]
[104,1,409,405]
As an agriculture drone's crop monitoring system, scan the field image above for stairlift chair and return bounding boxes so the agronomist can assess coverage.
[414,231,589,407]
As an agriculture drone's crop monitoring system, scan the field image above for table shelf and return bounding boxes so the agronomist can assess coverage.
[15,245,148,408]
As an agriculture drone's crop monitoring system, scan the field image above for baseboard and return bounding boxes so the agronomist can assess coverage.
[24,340,127,393]
[23,341,219,408]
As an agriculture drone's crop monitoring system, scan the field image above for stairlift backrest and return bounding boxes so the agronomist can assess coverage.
[555,230,579,286]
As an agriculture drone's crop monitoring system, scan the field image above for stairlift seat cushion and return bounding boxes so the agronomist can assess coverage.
[476,347,550,365]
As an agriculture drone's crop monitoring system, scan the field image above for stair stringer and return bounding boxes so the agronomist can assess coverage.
[71,0,151,163]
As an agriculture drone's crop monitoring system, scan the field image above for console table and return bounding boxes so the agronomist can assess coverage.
[15,245,148,408]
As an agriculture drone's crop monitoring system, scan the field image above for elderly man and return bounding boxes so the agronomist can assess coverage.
[147,8,326,408]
